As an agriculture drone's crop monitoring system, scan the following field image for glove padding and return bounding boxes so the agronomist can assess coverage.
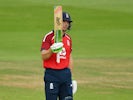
[50,42,63,53]
[72,80,77,94]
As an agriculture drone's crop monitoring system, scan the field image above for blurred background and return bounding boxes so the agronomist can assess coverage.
[0,0,133,100]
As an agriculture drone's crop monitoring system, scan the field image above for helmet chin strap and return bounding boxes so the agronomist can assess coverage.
[62,30,66,34]
[63,30,66,32]
[63,29,70,35]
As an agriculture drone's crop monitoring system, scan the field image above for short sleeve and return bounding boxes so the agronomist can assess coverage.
[41,34,52,51]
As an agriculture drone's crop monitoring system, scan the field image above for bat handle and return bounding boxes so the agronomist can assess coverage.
[56,53,60,63]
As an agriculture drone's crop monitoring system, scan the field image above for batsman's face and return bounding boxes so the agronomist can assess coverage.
[62,21,69,31]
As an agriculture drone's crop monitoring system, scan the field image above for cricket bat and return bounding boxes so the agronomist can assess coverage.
[54,6,63,63]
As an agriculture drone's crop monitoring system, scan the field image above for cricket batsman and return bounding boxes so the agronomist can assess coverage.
[41,12,74,100]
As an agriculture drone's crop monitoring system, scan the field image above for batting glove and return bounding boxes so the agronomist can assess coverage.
[50,42,63,53]
[72,80,77,94]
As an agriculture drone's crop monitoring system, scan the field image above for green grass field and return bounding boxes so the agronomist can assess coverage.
[0,0,133,100]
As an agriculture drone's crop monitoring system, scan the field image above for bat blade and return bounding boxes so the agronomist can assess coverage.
[54,6,63,63]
